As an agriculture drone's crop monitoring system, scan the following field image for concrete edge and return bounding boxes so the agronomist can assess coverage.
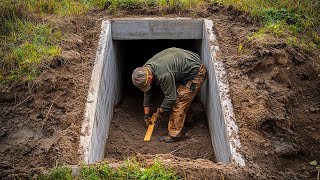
[109,17,203,20]
[111,18,203,40]
[204,19,245,166]
[79,20,111,163]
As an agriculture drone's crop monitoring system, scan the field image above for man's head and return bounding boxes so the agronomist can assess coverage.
[132,66,152,92]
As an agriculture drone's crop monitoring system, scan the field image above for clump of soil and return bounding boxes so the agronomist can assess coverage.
[105,95,215,161]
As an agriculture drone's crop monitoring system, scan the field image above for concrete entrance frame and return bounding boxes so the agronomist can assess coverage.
[79,18,245,166]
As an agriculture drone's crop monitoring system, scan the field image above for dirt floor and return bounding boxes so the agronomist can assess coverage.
[105,95,215,161]
[0,3,320,180]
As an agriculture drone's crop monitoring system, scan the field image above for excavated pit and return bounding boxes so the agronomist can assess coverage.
[80,19,245,165]
[104,40,215,161]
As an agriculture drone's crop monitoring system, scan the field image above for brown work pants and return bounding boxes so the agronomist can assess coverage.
[168,65,207,138]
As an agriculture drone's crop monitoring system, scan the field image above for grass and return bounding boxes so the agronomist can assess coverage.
[0,0,206,91]
[40,166,73,180]
[0,0,106,91]
[40,158,181,180]
[0,18,62,91]
[0,0,319,91]
[104,0,205,14]
[211,0,320,51]
[25,0,109,15]
[105,0,319,50]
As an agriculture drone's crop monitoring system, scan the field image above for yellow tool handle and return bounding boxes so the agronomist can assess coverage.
[144,113,157,142]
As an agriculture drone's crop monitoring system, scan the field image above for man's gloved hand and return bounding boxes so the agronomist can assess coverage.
[144,114,152,126]
[155,107,164,121]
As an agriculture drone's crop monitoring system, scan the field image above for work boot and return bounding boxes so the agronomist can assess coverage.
[159,135,179,143]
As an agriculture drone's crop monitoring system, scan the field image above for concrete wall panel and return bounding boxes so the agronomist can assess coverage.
[79,20,121,163]
[200,20,245,166]
[200,21,231,163]
[80,21,111,163]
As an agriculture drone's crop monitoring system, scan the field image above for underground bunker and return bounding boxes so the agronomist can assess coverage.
[104,40,215,161]
[80,19,245,166]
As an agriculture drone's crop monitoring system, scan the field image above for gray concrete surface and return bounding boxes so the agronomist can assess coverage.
[200,20,245,165]
[79,21,121,163]
[111,19,203,40]
[79,18,245,166]
[199,21,232,163]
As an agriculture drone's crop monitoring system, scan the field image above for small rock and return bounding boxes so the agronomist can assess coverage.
[255,172,261,178]
[275,56,288,65]
[248,99,255,104]
[310,107,320,113]
[273,140,299,157]
[264,142,271,147]
[264,151,269,156]
[273,49,288,65]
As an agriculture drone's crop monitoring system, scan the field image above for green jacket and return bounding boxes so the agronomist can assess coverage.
[143,47,201,111]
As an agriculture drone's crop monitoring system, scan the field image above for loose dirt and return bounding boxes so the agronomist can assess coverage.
[0,14,104,179]
[105,95,215,161]
[213,7,320,179]
[0,3,319,180]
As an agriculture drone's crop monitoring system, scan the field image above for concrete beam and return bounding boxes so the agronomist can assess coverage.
[111,19,203,40]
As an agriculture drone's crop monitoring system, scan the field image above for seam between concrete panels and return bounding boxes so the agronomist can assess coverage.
[79,20,111,163]
[204,19,245,166]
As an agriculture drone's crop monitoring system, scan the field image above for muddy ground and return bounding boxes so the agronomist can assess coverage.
[0,3,319,180]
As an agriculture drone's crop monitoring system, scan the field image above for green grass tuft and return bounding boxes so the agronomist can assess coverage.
[78,163,112,179]
[39,166,73,180]
[104,0,205,14]
[24,0,108,15]
[140,160,180,180]
[0,18,62,89]
[211,0,320,51]
[43,158,181,179]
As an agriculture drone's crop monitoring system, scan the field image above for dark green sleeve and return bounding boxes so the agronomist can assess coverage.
[158,73,177,111]
[143,90,152,107]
